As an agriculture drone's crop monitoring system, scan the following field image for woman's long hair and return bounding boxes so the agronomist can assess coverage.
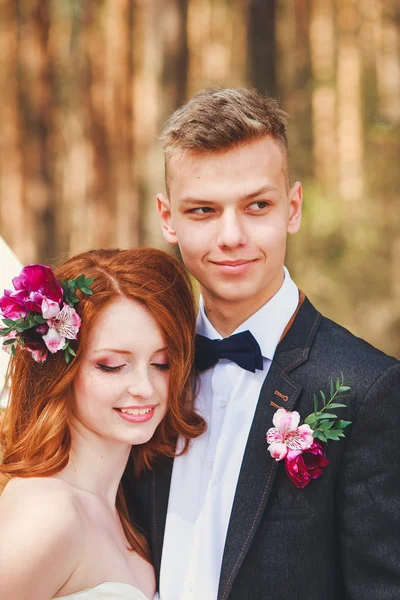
[0,248,206,559]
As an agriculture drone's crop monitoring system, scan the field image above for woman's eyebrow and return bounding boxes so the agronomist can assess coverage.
[93,348,132,355]
[93,346,168,355]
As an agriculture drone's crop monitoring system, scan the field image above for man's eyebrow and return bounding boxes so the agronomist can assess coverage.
[179,186,279,206]
[241,185,279,200]
[179,197,217,206]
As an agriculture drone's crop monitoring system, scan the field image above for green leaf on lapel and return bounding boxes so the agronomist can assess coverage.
[313,430,328,443]
[317,412,338,420]
[336,420,352,429]
[326,430,341,441]
[304,413,319,427]
[303,372,353,448]
[313,394,318,414]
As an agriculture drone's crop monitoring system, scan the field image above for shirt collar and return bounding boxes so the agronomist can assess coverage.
[196,266,299,360]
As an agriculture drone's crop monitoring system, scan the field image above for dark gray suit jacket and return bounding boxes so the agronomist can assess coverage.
[129,297,400,599]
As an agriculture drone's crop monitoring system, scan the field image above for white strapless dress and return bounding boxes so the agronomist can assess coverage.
[56,581,158,599]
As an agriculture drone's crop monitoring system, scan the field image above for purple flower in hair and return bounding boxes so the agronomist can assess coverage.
[0,264,63,319]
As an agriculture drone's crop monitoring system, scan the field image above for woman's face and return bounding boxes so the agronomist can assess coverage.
[72,297,169,446]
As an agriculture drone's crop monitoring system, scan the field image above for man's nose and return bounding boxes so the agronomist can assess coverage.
[216,212,247,249]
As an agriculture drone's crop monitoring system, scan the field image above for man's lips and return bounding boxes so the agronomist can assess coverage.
[209,259,259,274]
[210,259,258,266]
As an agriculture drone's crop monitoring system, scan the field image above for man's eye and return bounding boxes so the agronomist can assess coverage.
[248,201,269,211]
[96,364,124,373]
[190,207,214,215]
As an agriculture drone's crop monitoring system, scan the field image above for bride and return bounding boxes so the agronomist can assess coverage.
[0,248,205,599]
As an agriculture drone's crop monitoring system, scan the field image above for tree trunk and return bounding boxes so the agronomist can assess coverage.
[309,0,337,190]
[0,0,27,261]
[337,0,364,205]
[247,0,277,96]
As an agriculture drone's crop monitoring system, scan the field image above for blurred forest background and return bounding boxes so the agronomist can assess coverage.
[0,0,399,356]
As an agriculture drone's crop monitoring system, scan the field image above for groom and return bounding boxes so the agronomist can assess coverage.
[132,88,400,599]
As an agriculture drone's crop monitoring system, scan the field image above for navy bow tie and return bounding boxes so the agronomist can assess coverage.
[195,330,263,373]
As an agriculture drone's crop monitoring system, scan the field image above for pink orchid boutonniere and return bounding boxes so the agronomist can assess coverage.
[266,373,352,488]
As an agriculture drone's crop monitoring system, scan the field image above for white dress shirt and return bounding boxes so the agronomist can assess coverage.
[159,268,299,600]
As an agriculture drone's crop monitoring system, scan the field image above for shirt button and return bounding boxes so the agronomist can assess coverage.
[220,399,227,408]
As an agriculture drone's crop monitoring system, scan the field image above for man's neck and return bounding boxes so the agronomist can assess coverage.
[201,281,284,337]
[201,301,240,337]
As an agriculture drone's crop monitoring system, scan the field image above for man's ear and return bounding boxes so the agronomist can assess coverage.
[287,182,303,235]
[157,193,178,244]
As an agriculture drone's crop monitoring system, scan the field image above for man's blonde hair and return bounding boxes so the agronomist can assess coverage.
[161,87,290,192]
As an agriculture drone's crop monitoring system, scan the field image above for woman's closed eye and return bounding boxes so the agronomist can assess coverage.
[96,363,125,373]
[151,362,170,370]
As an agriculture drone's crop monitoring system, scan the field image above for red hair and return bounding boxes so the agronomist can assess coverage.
[0,248,205,559]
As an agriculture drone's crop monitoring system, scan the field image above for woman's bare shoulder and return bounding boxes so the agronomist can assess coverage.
[1,475,84,516]
[0,477,82,599]
[0,476,85,543]
[2,473,71,494]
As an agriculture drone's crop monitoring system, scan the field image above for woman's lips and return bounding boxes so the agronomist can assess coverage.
[114,406,156,423]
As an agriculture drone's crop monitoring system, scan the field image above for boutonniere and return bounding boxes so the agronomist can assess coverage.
[266,372,352,488]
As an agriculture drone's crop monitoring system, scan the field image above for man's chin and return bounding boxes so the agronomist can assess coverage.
[203,284,266,305]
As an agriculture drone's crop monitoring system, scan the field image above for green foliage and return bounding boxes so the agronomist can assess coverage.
[61,275,94,306]
[304,372,352,443]
[64,344,76,364]
[0,313,46,336]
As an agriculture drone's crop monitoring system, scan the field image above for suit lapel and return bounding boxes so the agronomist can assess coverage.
[218,297,322,600]
[150,456,174,582]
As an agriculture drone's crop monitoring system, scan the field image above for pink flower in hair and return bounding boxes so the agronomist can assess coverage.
[42,304,81,354]
[25,344,48,363]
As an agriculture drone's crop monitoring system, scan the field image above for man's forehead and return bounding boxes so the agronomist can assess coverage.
[168,136,284,164]
[166,137,287,196]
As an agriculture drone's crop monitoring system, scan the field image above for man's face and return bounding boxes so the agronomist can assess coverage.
[158,136,302,316]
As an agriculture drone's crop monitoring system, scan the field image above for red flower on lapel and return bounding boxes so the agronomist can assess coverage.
[284,441,329,488]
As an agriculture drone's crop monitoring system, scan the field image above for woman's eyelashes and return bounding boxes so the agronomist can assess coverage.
[95,361,170,373]
[96,363,125,373]
[151,362,170,370]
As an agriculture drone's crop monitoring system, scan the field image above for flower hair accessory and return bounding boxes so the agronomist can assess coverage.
[266,373,352,488]
[0,264,93,363]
